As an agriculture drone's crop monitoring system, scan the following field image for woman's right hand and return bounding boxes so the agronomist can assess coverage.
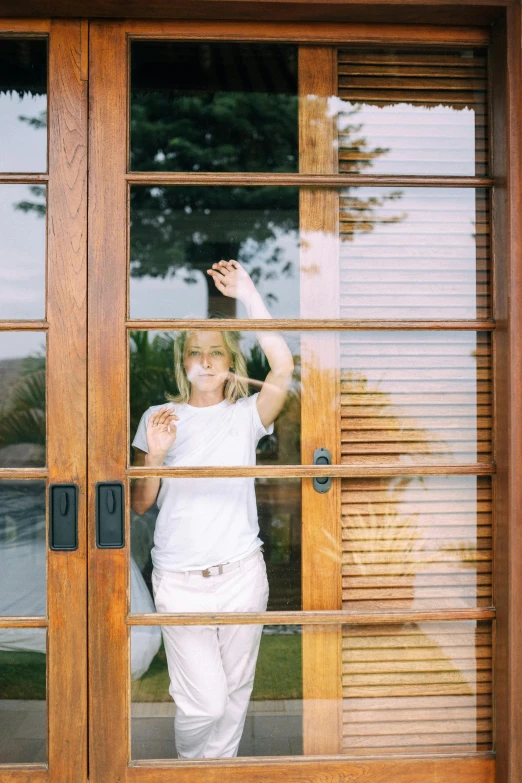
[145,405,179,464]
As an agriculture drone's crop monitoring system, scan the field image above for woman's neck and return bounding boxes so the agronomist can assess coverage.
[188,388,226,408]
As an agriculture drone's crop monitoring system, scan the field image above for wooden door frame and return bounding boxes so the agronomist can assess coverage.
[0,18,88,783]
[86,17,511,783]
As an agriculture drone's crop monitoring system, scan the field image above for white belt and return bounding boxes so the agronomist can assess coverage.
[199,547,263,578]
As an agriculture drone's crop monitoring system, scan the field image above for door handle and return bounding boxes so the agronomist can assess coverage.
[96,482,125,548]
[313,447,332,493]
[49,484,78,551]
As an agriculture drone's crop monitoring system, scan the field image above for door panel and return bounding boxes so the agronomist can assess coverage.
[0,19,87,783]
[88,19,495,783]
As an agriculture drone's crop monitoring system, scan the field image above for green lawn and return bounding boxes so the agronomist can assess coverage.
[131,632,302,703]
[0,650,46,700]
[0,633,303,703]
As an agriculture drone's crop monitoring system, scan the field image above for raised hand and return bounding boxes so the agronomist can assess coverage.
[145,405,179,463]
[207,259,257,303]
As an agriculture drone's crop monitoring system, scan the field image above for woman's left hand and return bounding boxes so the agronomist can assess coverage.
[207,259,257,303]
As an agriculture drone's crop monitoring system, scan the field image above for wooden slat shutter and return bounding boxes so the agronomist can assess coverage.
[337,48,488,176]
[337,46,492,758]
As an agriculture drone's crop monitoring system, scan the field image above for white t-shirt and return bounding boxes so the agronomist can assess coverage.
[132,393,273,572]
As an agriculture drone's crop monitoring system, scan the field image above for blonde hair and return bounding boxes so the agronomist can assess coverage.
[166,330,249,404]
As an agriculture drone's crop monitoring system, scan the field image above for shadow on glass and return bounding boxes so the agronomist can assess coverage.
[0,628,46,763]
[0,333,46,467]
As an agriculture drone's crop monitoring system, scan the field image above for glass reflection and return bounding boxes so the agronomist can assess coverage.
[130,329,489,468]
[342,476,491,610]
[129,186,299,319]
[0,481,46,617]
[335,48,487,176]
[131,624,303,759]
[341,331,491,465]
[0,185,46,319]
[130,42,297,173]
[0,39,47,172]
[0,333,46,467]
[130,478,301,612]
[0,628,46,763]
[342,621,492,753]
[129,330,300,467]
[340,188,489,320]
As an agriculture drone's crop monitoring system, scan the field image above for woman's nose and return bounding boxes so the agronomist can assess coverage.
[201,354,212,368]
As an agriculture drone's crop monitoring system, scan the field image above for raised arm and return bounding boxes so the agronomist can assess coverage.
[207,260,294,428]
[131,405,178,514]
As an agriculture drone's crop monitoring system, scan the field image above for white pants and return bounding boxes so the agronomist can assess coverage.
[152,549,269,759]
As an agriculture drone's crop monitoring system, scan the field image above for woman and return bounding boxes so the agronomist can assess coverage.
[131,259,294,759]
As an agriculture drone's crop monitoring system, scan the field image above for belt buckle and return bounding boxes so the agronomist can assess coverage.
[202,564,223,577]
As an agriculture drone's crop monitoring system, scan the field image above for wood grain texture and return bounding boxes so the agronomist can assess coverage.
[126,172,494,186]
[492,6,522,783]
[46,19,88,783]
[0,321,48,329]
[127,464,496,477]
[0,469,48,479]
[124,20,491,45]
[0,617,47,627]
[0,1,508,26]
[299,47,342,756]
[125,319,496,330]
[0,19,50,31]
[80,19,88,80]
[87,20,129,783]
[128,608,495,626]
[0,770,48,783]
[126,756,494,783]
[0,175,49,183]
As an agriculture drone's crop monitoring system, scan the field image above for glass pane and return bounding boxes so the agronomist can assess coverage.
[0,184,46,319]
[340,188,490,319]
[0,332,46,467]
[0,628,46,762]
[131,478,301,612]
[131,620,491,758]
[129,330,300,466]
[129,186,299,319]
[0,481,46,617]
[129,330,489,469]
[341,331,491,465]
[131,624,303,759]
[342,621,492,754]
[0,39,47,172]
[130,187,491,321]
[130,42,297,173]
[336,48,487,176]
[342,476,491,610]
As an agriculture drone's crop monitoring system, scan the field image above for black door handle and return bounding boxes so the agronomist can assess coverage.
[49,484,78,551]
[96,482,124,548]
[313,447,332,493]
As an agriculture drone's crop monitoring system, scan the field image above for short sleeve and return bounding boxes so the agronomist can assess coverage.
[132,408,152,453]
[248,392,275,443]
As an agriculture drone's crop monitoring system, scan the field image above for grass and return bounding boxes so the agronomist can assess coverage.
[0,633,303,703]
[131,632,302,703]
[0,650,46,700]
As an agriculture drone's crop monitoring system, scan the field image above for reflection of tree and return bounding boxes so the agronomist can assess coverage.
[14,81,403,317]
[0,354,45,463]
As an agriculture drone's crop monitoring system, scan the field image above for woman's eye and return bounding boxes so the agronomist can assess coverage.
[213,351,223,356]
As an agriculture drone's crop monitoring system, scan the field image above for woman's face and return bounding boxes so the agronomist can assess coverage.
[183,331,232,394]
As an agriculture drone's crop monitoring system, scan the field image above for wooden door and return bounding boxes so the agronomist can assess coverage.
[87,19,497,783]
[0,19,88,783]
